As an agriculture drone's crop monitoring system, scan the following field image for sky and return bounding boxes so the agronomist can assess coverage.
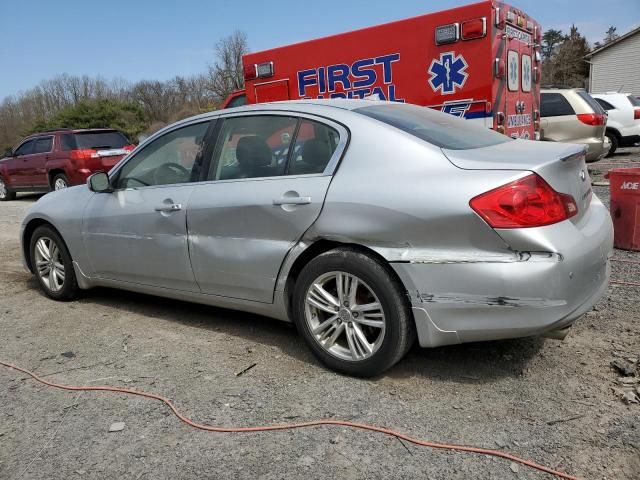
[0,0,638,100]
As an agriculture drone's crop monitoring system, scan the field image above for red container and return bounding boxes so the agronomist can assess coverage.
[607,168,640,251]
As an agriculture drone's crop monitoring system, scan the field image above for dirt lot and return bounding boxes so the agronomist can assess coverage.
[1,148,639,480]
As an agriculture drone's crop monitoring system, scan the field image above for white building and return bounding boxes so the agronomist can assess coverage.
[586,26,640,96]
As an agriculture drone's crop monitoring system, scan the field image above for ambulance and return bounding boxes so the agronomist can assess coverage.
[222,1,542,140]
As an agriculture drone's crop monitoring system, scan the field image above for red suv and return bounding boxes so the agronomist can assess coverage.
[0,128,134,201]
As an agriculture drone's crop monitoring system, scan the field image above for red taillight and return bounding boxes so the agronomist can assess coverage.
[69,149,97,161]
[634,109,640,120]
[577,113,606,126]
[123,144,135,152]
[470,173,578,228]
[461,18,486,40]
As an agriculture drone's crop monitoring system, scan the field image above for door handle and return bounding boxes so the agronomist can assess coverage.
[273,196,311,206]
[154,203,182,213]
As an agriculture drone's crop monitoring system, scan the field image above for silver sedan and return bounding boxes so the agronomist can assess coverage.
[20,100,613,376]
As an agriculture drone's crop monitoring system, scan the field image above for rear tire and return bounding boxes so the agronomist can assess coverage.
[0,175,16,201]
[52,173,69,191]
[605,131,618,157]
[30,225,79,301]
[292,247,415,377]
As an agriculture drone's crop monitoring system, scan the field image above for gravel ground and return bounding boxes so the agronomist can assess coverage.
[1,148,639,480]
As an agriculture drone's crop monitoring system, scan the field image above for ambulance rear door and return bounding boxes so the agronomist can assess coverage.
[502,19,535,139]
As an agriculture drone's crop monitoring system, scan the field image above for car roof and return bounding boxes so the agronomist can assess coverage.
[24,128,120,139]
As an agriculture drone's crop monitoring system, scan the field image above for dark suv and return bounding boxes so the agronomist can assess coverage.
[0,128,134,201]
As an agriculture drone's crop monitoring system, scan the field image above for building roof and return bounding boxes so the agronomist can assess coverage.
[585,25,640,58]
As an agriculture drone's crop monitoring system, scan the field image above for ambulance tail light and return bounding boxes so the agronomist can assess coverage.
[461,18,486,40]
[494,58,505,78]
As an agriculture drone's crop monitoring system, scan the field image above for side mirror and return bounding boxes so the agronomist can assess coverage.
[87,172,113,193]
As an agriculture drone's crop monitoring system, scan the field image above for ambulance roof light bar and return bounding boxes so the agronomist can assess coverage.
[461,18,486,40]
[435,23,459,45]
[243,62,274,81]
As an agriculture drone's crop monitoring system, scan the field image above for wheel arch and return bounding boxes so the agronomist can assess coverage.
[22,218,65,272]
[48,169,67,188]
[282,238,409,321]
[605,126,621,139]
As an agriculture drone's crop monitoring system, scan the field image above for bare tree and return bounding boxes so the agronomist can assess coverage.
[207,30,249,103]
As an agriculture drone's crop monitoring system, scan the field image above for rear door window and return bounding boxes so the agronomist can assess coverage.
[540,93,575,117]
[507,50,519,92]
[521,54,532,93]
[14,139,35,156]
[33,136,53,154]
[210,115,299,180]
[287,120,339,175]
[595,98,615,110]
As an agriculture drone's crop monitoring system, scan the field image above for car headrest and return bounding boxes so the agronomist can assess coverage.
[236,136,272,168]
[301,139,331,168]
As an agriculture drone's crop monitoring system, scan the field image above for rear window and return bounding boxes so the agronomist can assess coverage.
[627,95,640,107]
[355,103,511,150]
[72,131,129,150]
[576,90,605,114]
[595,98,615,110]
[33,137,53,154]
[541,93,575,117]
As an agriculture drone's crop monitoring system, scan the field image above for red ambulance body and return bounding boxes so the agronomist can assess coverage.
[222,1,542,140]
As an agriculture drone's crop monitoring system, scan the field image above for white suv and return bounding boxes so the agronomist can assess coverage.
[591,92,640,156]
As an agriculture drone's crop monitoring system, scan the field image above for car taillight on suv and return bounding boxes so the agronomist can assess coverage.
[634,109,640,120]
[69,149,99,162]
[576,113,607,126]
[470,173,578,228]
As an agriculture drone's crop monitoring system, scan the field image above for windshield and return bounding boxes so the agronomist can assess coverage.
[355,103,512,150]
[74,131,129,150]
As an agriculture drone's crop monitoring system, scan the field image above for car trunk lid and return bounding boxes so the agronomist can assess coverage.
[442,139,592,224]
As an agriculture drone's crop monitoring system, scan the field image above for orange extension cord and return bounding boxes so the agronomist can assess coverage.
[2,360,582,480]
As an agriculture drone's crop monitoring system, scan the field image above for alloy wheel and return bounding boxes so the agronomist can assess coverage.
[54,178,68,190]
[0,179,6,199]
[304,271,386,361]
[34,237,65,292]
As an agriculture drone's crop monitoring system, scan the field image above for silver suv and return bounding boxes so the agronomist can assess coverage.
[540,88,610,162]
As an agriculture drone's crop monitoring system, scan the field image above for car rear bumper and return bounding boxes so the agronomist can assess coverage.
[583,137,610,162]
[392,197,614,348]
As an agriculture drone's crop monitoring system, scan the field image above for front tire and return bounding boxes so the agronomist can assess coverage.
[52,173,69,191]
[293,247,415,377]
[0,175,16,201]
[30,225,79,301]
